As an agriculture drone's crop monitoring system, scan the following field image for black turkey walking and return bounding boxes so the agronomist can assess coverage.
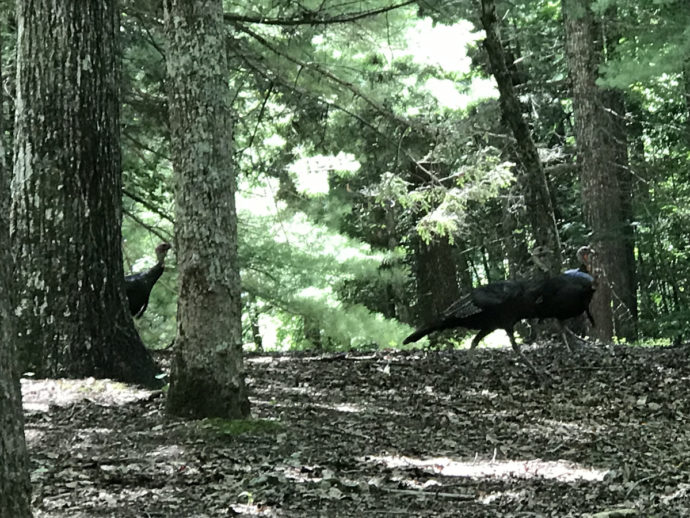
[125,242,172,318]
[403,246,595,375]
[533,247,596,350]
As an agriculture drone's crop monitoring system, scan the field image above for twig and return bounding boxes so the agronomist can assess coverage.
[378,488,474,500]
[318,425,372,442]
[624,473,661,498]
[123,208,173,242]
[306,353,379,362]
[123,188,175,225]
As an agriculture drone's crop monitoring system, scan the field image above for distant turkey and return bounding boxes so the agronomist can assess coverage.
[125,242,172,318]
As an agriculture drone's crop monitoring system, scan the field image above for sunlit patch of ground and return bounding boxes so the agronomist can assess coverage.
[366,454,608,482]
[24,344,690,517]
[21,377,155,413]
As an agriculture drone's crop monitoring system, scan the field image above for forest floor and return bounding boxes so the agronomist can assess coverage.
[25,341,690,517]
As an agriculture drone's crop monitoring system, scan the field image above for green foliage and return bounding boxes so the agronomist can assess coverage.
[238,205,413,349]
[116,0,690,349]
[414,148,515,244]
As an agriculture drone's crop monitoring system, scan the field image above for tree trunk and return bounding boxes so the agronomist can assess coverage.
[479,0,562,273]
[10,0,160,387]
[165,0,250,419]
[684,59,690,145]
[0,5,15,169]
[414,236,460,332]
[563,0,636,341]
[247,294,264,353]
[602,90,637,339]
[0,22,32,515]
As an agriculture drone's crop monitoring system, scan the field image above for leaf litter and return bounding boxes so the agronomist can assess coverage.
[24,342,690,517]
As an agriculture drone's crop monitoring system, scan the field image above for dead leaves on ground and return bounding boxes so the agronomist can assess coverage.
[25,343,690,517]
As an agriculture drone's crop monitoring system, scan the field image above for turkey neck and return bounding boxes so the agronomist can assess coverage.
[155,250,168,268]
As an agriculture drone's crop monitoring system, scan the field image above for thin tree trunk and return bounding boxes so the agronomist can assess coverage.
[501,193,530,279]
[479,0,562,273]
[456,242,473,289]
[414,236,460,333]
[684,59,690,145]
[0,17,32,513]
[11,0,160,387]
[165,0,250,419]
[247,294,263,352]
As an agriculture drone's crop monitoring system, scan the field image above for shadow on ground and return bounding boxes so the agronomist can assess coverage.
[25,343,690,517]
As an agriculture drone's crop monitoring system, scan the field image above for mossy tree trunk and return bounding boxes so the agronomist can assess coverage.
[164,0,250,419]
[0,19,32,515]
[10,0,160,387]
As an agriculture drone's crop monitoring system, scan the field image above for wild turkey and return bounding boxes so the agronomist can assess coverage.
[533,246,596,350]
[403,246,595,374]
[125,242,172,318]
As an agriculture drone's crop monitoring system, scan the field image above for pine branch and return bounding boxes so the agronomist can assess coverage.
[233,23,430,136]
[223,1,417,27]
[239,54,439,185]
[123,208,173,242]
[123,130,169,162]
[123,188,175,225]
[237,54,384,138]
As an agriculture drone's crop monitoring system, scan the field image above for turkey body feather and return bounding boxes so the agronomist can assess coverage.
[124,243,171,318]
[402,247,596,376]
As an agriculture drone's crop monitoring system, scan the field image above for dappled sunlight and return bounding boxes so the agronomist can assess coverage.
[288,152,360,196]
[21,377,156,412]
[366,454,608,483]
[309,401,367,414]
[246,355,294,364]
[23,427,46,447]
[250,391,406,418]
[150,444,186,461]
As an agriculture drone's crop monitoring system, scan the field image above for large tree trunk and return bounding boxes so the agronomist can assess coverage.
[602,90,637,339]
[563,0,636,341]
[165,0,250,419]
[0,21,32,515]
[479,0,562,273]
[10,0,160,387]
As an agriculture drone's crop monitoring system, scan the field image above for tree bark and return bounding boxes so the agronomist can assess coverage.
[684,58,690,145]
[563,0,636,341]
[479,0,562,273]
[165,0,250,419]
[10,0,160,387]
[0,20,32,515]
[414,236,460,333]
[602,90,637,339]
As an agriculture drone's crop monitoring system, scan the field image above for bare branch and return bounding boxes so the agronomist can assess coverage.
[237,54,385,139]
[233,23,430,136]
[223,0,417,27]
[123,188,175,225]
[123,207,173,242]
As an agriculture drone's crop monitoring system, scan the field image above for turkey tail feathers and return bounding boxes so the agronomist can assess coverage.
[403,324,439,344]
